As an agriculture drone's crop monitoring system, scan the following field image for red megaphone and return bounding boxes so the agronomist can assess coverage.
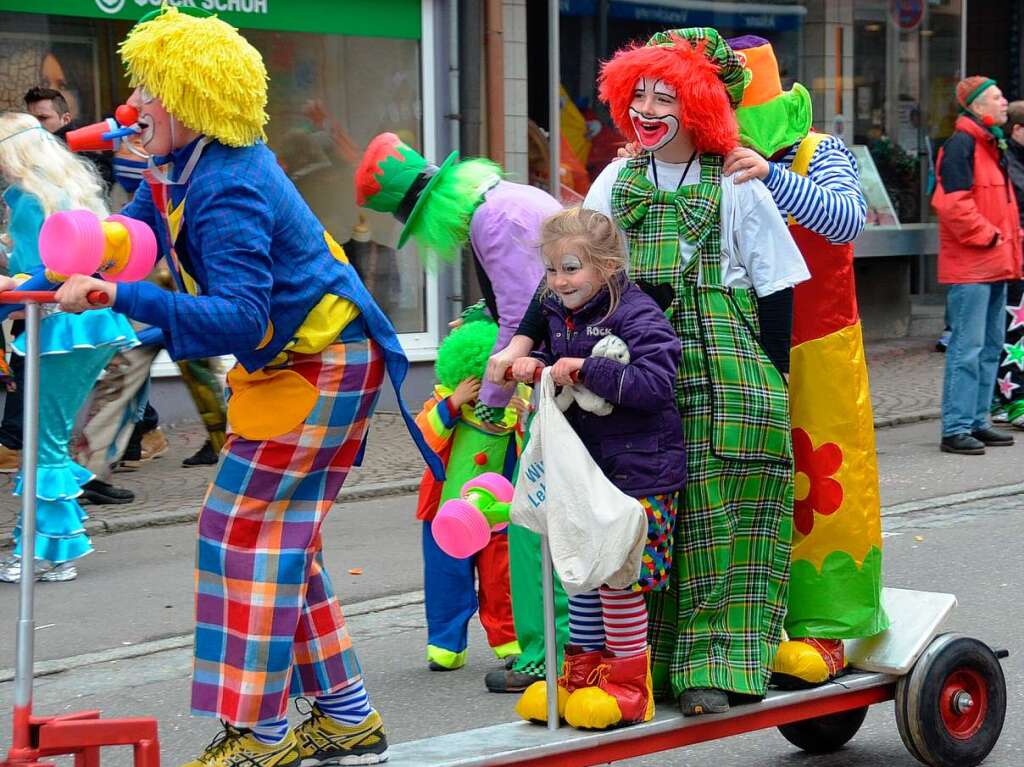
[66,104,140,153]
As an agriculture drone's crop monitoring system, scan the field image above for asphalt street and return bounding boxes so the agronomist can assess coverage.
[1,419,1022,766]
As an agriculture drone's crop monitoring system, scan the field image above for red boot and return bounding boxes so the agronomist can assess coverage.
[564,650,654,729]
[515,645,603,723]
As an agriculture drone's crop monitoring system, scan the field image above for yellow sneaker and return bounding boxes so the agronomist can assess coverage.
[292,702,389,765]
[180,724,299,767]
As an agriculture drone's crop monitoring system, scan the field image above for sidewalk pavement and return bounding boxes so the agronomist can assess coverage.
[0,334,946,544]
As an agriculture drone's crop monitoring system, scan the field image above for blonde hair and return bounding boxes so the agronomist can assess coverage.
[539,207,627,315]
[0,112,108,218]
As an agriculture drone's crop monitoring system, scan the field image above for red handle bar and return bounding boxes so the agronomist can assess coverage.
[0,290,109,306]
[504,367,579,383]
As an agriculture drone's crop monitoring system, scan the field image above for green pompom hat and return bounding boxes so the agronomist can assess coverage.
[434,318,499,392]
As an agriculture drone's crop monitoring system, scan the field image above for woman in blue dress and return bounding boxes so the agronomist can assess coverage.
[0,111,137,582]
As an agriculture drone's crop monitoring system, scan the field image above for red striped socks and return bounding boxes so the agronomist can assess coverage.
[599,586,648,657]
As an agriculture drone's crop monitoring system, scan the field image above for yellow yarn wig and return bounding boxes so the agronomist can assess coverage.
[120,7,268,147]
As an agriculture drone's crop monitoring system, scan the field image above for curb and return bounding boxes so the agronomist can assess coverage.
[880,481,1024,517]
[80,478,422,539]
[0,589,425,684]
[872,410,940,430]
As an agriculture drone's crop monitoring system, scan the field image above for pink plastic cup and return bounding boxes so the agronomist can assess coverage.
[432,498,492,559]
[103,215,157,282]
[38,209,104,276]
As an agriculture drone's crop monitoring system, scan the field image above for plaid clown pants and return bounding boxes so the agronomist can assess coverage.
[190,328,384,726]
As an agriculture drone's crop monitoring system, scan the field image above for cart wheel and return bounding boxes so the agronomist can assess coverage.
[777,705,868,753]
[895,673,926,765]
[894,633,1006,767]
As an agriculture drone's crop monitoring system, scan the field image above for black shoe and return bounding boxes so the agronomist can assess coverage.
[484,669,542,693]
[183,440,219,467]
[504,655,519,671]
[940,434,986,455]
[971,427,1014,446]
[79,479,135,505]
[122,425,144,462]
[679,688,730,716]
[428,661,459,672]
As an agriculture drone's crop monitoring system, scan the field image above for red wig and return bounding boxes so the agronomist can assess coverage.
[598,35,739,156]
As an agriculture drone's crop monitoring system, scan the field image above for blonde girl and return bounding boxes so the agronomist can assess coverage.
[505,208,686,729]
[0,112,137,583]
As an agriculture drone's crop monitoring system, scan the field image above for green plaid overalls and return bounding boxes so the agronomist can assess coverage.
[611,153,794,698]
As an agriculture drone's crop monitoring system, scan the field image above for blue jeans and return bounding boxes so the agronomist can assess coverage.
[942,282,1008,436]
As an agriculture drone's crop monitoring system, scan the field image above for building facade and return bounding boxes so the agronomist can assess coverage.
[2,0,1022,422]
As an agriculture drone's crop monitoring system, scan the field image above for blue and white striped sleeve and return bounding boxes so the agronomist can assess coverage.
[763,136,868,244]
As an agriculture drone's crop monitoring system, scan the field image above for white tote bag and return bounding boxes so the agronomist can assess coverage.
[510,368,648,595]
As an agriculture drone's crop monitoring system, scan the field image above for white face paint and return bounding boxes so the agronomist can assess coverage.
[628,78,681,151]
[544,252,600,309]
[126,86,195,156]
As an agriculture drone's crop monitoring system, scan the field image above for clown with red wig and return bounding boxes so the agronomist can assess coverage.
[584,28,809,717]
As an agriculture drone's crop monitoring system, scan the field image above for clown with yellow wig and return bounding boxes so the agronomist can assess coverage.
[50,8,443,766]
[722,36,887,689]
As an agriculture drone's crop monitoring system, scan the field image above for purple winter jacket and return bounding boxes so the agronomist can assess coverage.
[536,279,686,497]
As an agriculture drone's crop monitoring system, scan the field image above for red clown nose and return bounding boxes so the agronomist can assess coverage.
[115,104,139,127]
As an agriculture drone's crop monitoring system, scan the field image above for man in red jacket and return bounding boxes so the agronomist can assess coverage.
[933,76,1022,454]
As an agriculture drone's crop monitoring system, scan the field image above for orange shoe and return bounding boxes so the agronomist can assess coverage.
[140,428,169,461]
[564,650,654,730]
[0,445,20,473]
[771,637,847,689]
[515,645,603,724]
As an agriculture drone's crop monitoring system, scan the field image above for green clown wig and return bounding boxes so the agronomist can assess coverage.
[434,319,499,391]
[402,158,503,261]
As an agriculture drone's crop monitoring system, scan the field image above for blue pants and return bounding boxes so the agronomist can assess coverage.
[421,521,516,666]
[942,282,1007,436]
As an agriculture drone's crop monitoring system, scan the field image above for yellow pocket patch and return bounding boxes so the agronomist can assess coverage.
[226,366,318,440]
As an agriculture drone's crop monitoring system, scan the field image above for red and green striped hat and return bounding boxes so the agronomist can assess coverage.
[354,132,458,248]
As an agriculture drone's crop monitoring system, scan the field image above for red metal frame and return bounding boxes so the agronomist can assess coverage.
[1,290,155,767]
[494,683,896,767]
[3,711,160,767]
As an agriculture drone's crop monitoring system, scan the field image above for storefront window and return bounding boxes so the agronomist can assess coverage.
[853,0,963,226]
[0,5,431,338]
[246,30,427,334]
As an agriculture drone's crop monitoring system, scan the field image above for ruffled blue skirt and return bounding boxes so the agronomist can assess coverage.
[10,310,138,564]
[13,308,138,358]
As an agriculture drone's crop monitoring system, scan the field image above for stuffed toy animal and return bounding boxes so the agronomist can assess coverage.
[554,334,630,416]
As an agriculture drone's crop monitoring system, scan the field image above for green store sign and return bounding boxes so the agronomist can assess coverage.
[0,0,422,39]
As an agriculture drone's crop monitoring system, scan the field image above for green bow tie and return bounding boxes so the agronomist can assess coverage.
[616,173,721,252]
